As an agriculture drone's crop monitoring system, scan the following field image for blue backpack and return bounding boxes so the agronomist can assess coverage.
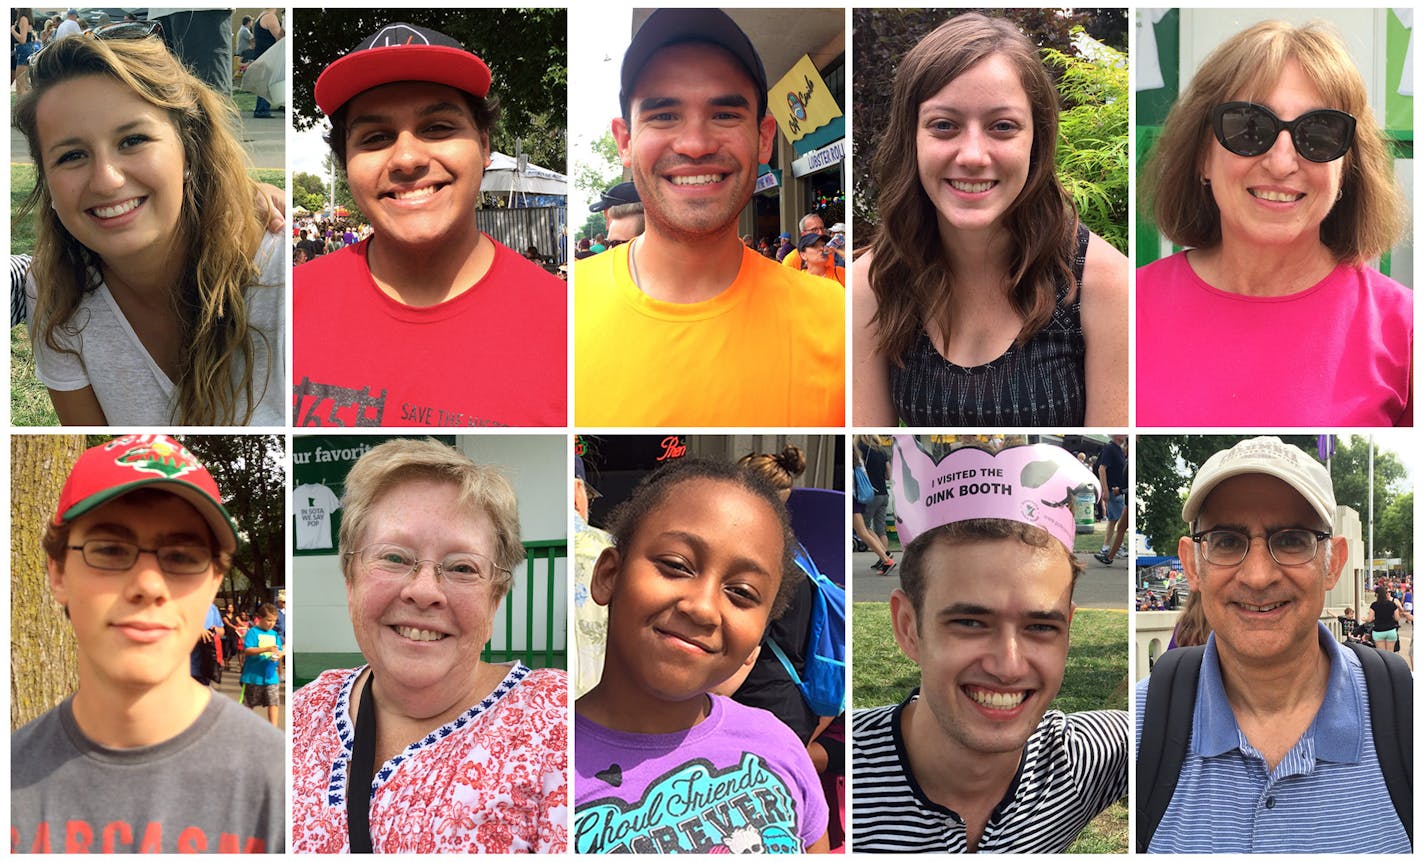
[766,545,847,717]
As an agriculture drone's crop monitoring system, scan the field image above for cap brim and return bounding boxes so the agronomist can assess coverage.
[315,44,491,115]
[1181,465,1333,528]
[61,480,239,554]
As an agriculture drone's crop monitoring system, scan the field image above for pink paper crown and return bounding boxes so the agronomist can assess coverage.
[891,437,1100,551]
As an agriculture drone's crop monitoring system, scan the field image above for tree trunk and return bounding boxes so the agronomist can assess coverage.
[11,435,86,729]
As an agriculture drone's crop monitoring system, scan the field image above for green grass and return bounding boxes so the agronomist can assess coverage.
[10,166,285,427]
[853,604,1129,853]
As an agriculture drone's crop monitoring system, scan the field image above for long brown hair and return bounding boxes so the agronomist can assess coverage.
[867,12,1077,364]
[14,33,269,424]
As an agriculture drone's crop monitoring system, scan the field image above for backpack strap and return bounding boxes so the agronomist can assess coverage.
[1136,645,1205,853]
[766,638,802,686]
[1345,641,1413,843]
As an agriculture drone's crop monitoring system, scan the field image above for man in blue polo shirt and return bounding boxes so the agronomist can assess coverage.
[1136,436,1410,853]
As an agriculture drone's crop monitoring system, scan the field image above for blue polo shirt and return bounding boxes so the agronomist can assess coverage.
[1134,623,1409,853]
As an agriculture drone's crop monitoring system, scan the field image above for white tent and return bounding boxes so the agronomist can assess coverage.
[481,152,568,197]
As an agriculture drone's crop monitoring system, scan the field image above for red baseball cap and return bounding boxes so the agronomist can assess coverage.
[315,22,492,116]
[54,435,238,554]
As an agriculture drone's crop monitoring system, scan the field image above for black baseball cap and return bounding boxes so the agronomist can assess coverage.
[315,22,492,116]
[619,9,768,120]
[590,181,641,213]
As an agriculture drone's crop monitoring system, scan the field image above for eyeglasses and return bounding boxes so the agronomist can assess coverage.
[1190,528,1331,566]
[348,544,508,587]
[1210,102,1355,163]
[68,539,213,575]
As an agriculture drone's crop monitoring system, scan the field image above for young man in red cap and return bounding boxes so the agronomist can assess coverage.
[574,9,844,427]
[294,22,565,428]
[11,435,284,853]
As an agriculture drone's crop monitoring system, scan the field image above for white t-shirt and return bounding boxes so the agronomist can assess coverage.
[293,482,340,550]
[28,231,286,426]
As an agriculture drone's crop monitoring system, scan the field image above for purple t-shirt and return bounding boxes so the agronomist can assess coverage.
[574,695,828,853]
[1137,253,1412,426]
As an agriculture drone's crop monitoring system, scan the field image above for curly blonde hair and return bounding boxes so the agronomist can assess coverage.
[14,34,270,424]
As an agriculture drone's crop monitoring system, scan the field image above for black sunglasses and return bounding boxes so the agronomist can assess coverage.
[1210,101,1355,163]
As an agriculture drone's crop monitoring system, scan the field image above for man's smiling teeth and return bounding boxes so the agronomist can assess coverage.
[1240,601,1287,612]
[967,687,1027,709]
[393,625,447,642]
[669,174,725,186]
[950,180,995,193]
[90,198,143,218]
[1251,189,1304,203]
[391,185,440,201]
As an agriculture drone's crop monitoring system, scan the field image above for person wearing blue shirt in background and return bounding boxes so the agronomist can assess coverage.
[242,603,285,728]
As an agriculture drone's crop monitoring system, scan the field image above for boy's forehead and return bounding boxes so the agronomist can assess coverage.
[922,536,1074,611]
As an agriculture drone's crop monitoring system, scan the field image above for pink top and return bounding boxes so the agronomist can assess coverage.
[1137,253,1412,426]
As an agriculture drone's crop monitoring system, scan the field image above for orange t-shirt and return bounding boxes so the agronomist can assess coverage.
[575,245,844,426]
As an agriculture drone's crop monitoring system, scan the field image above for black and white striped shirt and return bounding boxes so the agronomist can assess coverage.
[851,693,1127,853]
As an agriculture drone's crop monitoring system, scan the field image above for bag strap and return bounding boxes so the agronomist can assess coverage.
[1136,645,1204,853]
[348,671,378,853]
[766,638,803,687]
[1345,641,1413,843]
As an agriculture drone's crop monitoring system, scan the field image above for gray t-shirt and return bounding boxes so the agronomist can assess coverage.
[11,692,285,853]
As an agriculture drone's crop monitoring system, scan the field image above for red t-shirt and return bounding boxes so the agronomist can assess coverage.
[293,237,566,426]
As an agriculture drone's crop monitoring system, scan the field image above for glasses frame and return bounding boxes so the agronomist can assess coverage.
[1189,527,1332,567]
[1210,101,1356,163]
[66,539,214,575]
[346,545,510,587]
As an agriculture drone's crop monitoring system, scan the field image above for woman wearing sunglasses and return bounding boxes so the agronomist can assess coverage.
[1138,20,1409,426]
[853,13,1129,427]
[13,26,284,425]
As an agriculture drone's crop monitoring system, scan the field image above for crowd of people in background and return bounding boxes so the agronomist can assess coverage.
[292,218,372,265]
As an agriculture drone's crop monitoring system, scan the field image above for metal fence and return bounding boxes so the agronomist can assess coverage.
[482,539,568,670]
[477,207,566,265]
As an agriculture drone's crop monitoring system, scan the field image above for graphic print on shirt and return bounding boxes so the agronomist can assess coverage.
[576,753,804,853]
[293,482,341,549]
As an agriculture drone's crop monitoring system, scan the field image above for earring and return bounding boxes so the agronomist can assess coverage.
[1336,188,1344,202]
[1201,177,1211,188]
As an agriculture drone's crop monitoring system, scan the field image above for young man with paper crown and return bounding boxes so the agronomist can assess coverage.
[852,437,1127,853]
[11,435,284,853]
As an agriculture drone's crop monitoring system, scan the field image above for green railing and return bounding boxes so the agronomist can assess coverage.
[482,539,567,669]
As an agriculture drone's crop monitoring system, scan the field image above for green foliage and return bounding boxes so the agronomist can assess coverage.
[1044,35,1128,253]
[1377,491,1414,562]
[574,130,626,209]
[292,9,567,170]
[293,171,327,200]
[578,212,607,243]
[320,152,365,223]
[180,436,286,606]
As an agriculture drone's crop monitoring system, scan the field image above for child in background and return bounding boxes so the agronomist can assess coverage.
[574,459,830,853]
[241,602,284,728]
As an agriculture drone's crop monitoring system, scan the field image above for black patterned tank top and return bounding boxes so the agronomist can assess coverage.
[890,223,1090,427]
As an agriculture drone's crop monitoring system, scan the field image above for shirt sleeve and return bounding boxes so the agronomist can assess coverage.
[26,272,91,391]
